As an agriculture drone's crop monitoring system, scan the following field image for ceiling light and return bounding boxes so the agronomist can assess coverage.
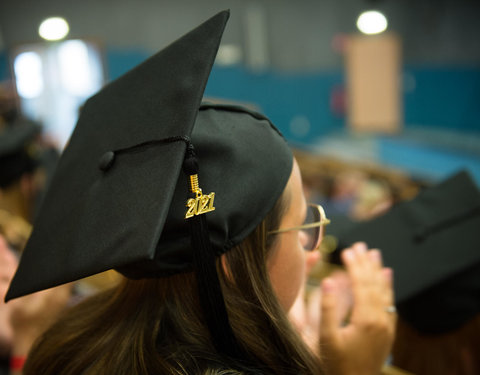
[39,17,70,41]
[356,11,388,35]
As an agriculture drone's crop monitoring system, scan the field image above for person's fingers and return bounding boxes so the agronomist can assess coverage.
[330,271,353,322]
[367,249,390,303]
[382,267,394,305]
[381,267,397,334]
[365,251,394,314]
[319,278,339,345]
[341,243,370,281]
[350,242,368,267]
[342,244,393,325]
[341,246,371,307]
[367,248,383,270]
[321,245,396,375]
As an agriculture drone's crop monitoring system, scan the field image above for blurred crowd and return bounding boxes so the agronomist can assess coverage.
[0,82,119,375]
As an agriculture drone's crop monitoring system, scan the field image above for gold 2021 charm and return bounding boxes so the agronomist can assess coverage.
[185,191,215,218]
[185,174,216,219]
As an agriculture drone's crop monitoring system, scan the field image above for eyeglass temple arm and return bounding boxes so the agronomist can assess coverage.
[267,218,331,235]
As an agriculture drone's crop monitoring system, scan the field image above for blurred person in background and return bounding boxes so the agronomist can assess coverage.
[0,81,71,375]
[350,178,394,221]
[0,81,61,224]
[0,82,116,374]
[0,236,71,375]
[322,170,367,218]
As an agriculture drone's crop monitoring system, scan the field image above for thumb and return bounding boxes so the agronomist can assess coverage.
[319,277,339,344]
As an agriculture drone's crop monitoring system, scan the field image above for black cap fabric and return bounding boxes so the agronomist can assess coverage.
[334,171,480,334]
[117,103,292,279]
[0,119,41,188]
[6,9,292,308]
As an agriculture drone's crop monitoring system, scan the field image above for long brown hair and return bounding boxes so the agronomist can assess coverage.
[23,193,322,375]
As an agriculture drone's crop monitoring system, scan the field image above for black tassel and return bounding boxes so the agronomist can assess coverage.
[183,142,247,361]
[189,214,242,355]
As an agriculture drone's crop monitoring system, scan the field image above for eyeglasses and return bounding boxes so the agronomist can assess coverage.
[268,203,331,251]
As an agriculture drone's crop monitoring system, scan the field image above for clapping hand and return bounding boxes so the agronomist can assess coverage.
[319,242,396,375]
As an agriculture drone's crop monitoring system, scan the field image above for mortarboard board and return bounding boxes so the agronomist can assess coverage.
[0,120,41,188]
[332,170,480,334]
[6,10,293,361]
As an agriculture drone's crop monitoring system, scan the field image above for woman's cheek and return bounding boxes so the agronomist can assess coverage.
[268,237,306,312]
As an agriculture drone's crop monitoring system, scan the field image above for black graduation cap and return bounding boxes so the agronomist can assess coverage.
[0,119,41,188]
[333,170,480,334]
[6,10,293,361]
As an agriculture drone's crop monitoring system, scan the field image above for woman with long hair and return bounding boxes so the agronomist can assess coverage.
[6,11,395,375]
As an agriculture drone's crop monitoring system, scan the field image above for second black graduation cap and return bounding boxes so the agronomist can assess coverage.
[0,119,41,188]
[6,11,293,302]
[334,170,480,334]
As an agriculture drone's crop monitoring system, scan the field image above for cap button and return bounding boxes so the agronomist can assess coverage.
[98,151,115,171]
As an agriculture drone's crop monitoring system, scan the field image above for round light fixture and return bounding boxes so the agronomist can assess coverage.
[39,17,70,41]
[356,10,388,35]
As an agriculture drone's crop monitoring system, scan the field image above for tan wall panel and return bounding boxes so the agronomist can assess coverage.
[346,33,402,133]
